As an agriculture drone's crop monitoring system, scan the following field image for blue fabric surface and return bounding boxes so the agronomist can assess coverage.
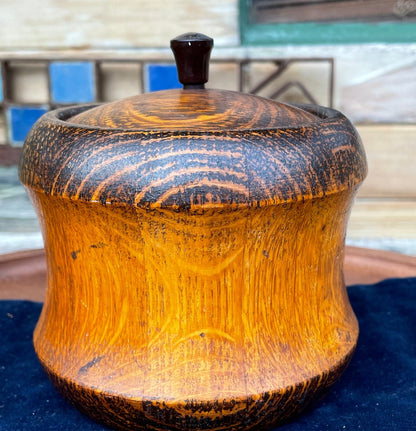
[1,278,415,430]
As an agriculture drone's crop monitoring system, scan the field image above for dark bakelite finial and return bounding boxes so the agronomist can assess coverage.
[170,33,214,89]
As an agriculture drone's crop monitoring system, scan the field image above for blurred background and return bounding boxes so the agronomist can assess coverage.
[0,0,415,255]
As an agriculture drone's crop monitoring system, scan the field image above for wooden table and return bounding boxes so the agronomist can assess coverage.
[1,246,416,302]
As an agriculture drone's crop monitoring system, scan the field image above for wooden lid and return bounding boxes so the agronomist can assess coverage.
[71,33,318,132]
[70,89,319,132]
[19,33,367,209]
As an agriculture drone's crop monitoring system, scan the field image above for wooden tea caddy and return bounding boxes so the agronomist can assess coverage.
[19,33,367,430]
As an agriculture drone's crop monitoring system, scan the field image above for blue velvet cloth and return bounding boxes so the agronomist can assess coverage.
[1,278,415,430]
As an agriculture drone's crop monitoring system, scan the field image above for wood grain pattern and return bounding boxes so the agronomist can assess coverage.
[70,89,318,131]
[19,99,366,208]
[28,189,358,430]
[19,93,367,430]
[4,246,415,302]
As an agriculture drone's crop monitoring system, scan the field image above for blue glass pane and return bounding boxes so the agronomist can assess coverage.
[147,64,181,92]
[50,62,95,103]
[8,106,48,145]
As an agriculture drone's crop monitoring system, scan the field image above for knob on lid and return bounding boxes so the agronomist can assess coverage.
[170,32,213,89]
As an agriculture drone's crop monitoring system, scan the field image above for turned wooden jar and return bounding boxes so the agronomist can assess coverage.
[19,33,367,430]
